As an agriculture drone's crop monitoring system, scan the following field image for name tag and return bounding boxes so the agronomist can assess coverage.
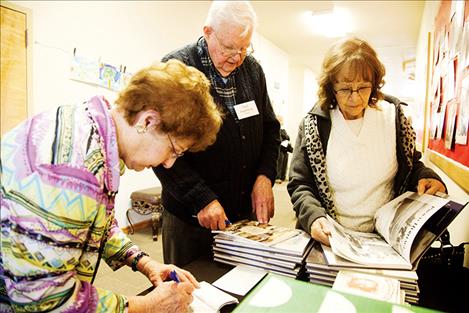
[234,100,259,120]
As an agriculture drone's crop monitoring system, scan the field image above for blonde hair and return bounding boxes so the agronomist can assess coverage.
[317,37,385,112]
[115,59,222,152]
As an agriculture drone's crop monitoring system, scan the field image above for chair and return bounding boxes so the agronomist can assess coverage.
[127,187,163,241]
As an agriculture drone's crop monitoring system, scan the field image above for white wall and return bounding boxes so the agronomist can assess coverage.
[13,1,211,227]
[13,1,298,228]
[252,33,289,119]
[286,61,308,146]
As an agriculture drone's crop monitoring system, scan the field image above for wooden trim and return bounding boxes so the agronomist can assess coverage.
[121,219,153,234]
[1,1,33,118]
[422,31,432,154]
[428,150,469,193]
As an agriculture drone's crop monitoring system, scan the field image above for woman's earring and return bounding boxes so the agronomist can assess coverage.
[135,124,147,134]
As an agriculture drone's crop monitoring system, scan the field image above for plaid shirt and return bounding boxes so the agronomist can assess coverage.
[198,38,239,121]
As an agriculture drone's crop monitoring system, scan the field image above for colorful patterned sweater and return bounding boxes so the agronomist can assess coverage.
[1,96,140,312]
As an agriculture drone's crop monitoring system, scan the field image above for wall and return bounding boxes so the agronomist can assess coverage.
[415,1,469,264]
[252,33,289,119]
[11,0,297,228]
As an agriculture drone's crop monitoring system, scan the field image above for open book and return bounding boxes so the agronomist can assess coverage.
[327,191,467,270]
[189,281,238,313]
[212,220,302,247]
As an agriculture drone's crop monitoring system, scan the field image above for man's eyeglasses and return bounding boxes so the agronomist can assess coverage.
[213,32,254,59]
[167,134,185,159]
[333,86,372,99]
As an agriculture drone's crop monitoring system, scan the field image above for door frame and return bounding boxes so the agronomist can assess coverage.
[1,1,33,120]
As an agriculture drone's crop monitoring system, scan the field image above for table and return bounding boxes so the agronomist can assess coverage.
[138,257,469,312]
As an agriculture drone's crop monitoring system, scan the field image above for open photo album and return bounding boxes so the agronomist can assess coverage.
[327,191,467,270]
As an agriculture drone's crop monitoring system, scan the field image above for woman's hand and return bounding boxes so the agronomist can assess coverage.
[128,281,194,313]
[417,178,446,195]
[310,217,331,246]
[141,260,199,288]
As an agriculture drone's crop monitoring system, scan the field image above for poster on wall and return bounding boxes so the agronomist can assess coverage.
[463,22,469,68]
[70,53,132,92]
[427,0,469,170]
[445,99,458,149]
[70,54,100,85]
[455,76,469,145]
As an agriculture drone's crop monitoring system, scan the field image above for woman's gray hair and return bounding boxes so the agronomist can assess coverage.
[204,1,258,37]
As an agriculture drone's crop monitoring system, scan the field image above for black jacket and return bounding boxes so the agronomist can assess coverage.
[153,41,280,224]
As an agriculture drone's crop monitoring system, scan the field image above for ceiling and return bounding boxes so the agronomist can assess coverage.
[251,1,425,74]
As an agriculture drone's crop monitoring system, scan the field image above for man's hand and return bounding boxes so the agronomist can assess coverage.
[251,175,274,224]
[197,200,229,230]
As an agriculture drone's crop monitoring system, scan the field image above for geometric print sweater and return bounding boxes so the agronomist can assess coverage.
[1,96,140,312]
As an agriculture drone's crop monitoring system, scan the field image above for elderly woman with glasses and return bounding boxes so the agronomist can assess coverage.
[287,37,446,246]
[0,59,222,313]
[154,1,280,267]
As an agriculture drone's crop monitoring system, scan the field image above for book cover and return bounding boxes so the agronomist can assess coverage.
[332,270,401,304]
[212,220,303,247]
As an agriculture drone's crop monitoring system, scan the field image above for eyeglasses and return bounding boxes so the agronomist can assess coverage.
[213,32,254,59]
[167,134,185,159]
[333,86,372,99]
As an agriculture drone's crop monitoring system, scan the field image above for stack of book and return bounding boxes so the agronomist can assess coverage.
[212,220,313,279]
[305,241,420,304]
[305,191,467,305]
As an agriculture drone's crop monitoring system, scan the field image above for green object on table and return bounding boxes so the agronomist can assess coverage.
[233,273,441,313]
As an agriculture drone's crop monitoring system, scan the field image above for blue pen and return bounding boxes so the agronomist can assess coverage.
[225,219,232,226]
[169,270,180,283]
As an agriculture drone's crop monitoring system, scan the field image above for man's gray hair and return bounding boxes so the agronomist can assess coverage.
[205,1,258,37]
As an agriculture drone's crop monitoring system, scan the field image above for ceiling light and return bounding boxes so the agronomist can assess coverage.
[304,7,353,38]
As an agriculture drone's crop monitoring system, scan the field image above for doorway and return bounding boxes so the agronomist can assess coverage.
[1,2,30,136]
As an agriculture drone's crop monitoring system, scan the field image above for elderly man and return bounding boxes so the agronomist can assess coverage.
[153,1,281,266]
